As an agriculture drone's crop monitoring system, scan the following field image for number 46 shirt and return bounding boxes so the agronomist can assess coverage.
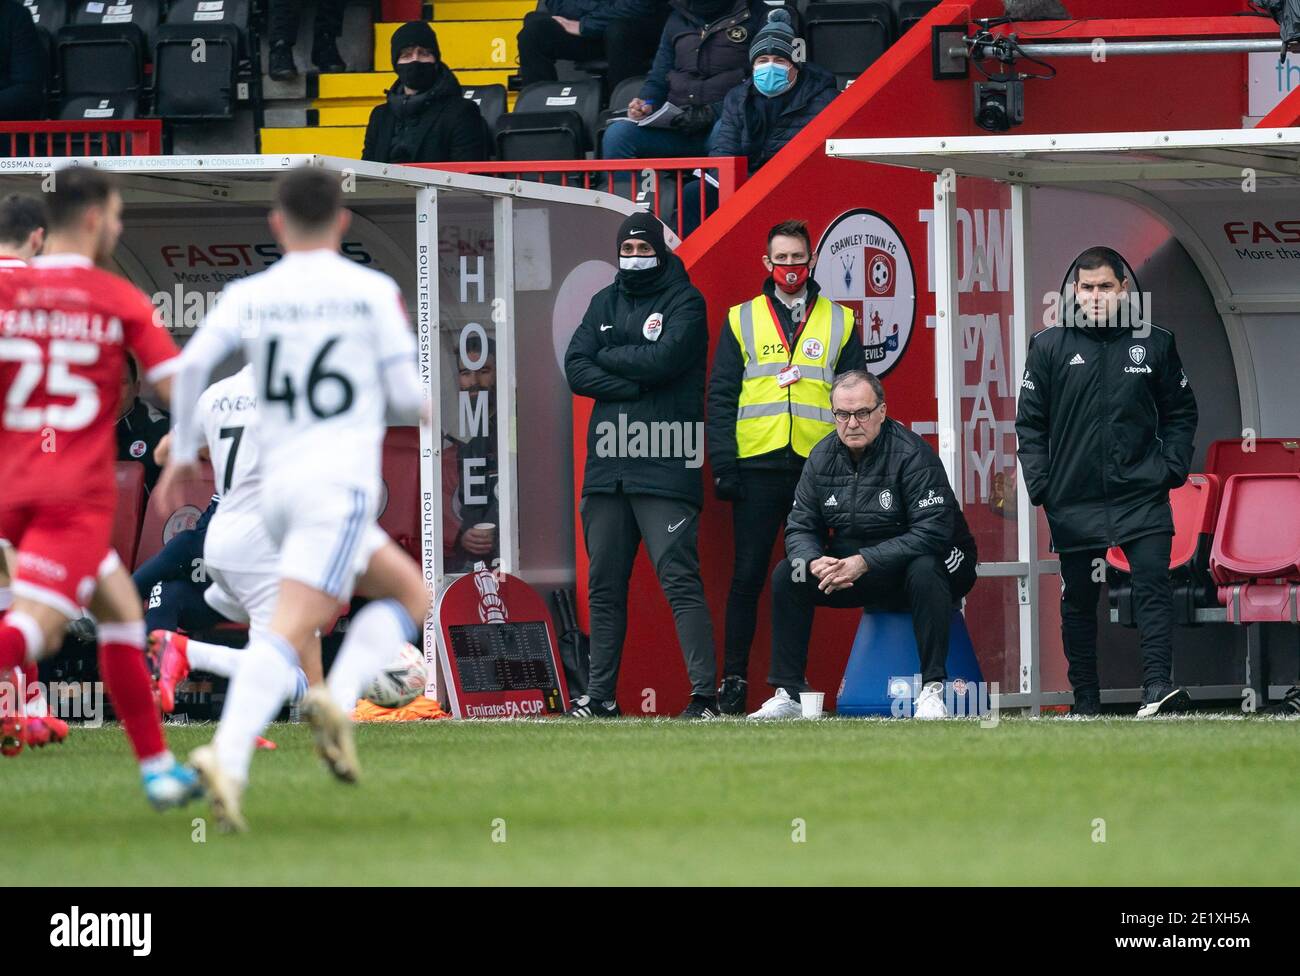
[0,254,178,511]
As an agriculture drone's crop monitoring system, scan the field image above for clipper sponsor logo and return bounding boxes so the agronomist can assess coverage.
[49,907,151,956]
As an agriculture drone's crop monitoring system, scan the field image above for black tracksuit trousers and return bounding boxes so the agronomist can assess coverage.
[1059,531,1174,693]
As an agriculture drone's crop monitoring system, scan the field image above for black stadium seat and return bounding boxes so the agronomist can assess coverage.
[495,109,586,161]
[805,1,895,89]
[153,24,240,118]
[897,0,939,34]
[55,23,146,99]
[514,79,602,150]
[70,0,160,48]
[463,84,507,140]
[58,93,138,120]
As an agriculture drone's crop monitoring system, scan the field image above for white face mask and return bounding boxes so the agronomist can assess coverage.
[619,255,659,271]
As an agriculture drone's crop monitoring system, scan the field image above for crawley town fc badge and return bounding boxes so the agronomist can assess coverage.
[813,209,916,377]
[802,337,824,360]
[129,439,147,459]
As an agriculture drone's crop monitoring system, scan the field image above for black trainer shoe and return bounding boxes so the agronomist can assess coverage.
[268,42,297,81]
[1069,688,1101,717]
[566,695,619,719]
[1136,680,1191,718]
[679,696,719,720]
[717,675,748,715]
[1262,685,1300,716]
[311,36,347,73]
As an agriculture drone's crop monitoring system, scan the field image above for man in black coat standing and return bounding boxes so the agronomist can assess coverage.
[362,22,489,165]
[564,213,718,719]
[1016,246,1198,717]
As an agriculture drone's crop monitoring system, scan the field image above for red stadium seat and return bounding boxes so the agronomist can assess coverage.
[1219,582,1299,624]
[1107,473,1219,573]
[1209,474,1300,584]
[379,426,421,565]
[1204,437,1300,480]
[112,461,147,569]
[133,462,215,570]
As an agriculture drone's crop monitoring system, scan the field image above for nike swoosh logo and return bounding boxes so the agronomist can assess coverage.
[629,230,646,235]
[667,518,687,532]
[599,324,612,331]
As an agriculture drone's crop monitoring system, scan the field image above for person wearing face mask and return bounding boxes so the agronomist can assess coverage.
[602,0,768,161]
[564,213,718,720]
[705,219,865,714]
[362,22,489,165]
[679,8,839,236]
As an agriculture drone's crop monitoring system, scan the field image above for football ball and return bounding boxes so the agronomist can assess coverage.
[361,643,429,708]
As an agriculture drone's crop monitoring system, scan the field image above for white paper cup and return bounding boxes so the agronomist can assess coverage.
[472,522,496,533]
[800,692,825,719]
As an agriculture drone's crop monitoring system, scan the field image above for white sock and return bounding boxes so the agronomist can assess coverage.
[327,599,416,712]
[186,638,245,679]
[188,637,308,705]
[213,631,297,784]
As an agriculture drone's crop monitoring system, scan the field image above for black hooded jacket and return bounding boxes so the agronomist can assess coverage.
[565,251,709,507]
[785,418,977,572]
[1015,319,1198,552]
[362,62,488,164]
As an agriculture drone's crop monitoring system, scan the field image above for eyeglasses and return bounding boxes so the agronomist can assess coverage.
[832,403,883,424]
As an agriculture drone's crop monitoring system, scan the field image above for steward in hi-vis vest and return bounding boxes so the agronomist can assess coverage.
[705,219,865,714]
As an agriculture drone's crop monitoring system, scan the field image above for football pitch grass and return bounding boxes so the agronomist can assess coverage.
[8,717,1297,886]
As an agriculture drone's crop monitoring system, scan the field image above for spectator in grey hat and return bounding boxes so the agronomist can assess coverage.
[679,8,839,235]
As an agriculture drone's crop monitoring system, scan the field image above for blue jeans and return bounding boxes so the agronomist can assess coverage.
[600,120,711,160]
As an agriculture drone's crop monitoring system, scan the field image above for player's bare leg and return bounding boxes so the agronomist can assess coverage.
[89,562,202,810]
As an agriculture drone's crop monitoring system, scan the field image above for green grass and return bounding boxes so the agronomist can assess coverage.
[8,717,1298,885]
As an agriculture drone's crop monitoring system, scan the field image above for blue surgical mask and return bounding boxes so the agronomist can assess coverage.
[753,63,792,97]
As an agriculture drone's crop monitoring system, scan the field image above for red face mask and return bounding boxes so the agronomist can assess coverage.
[771,262,810,295]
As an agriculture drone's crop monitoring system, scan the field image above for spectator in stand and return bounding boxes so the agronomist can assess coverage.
[267,0,348,81]
[442,335,499,574]
[602,0,767,161]
[1,0,44,120]
[117,355,171,497]
[680,8,838,235]
[517,1,669,91]
[363,22,489,164]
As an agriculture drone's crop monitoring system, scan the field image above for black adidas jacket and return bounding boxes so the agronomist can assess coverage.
[565,253,708,507]
[1015,321,1198,552]
[785,418,976,573]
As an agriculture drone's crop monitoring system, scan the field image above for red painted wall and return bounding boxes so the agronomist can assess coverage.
[569,1,1276,714]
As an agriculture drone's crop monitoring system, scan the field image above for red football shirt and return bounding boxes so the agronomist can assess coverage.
[0,254,179,509]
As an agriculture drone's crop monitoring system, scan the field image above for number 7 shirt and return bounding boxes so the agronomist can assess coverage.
[0,254,179,510]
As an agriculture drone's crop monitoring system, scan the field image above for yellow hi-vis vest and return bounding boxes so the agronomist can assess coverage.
[728,294,853,459]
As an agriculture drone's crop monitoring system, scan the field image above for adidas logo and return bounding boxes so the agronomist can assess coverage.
[1069,353,1086,366]
[824,494,838,507]
[945,547,965,573]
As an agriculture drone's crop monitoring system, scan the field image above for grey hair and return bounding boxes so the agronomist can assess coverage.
[830,369,885,406]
